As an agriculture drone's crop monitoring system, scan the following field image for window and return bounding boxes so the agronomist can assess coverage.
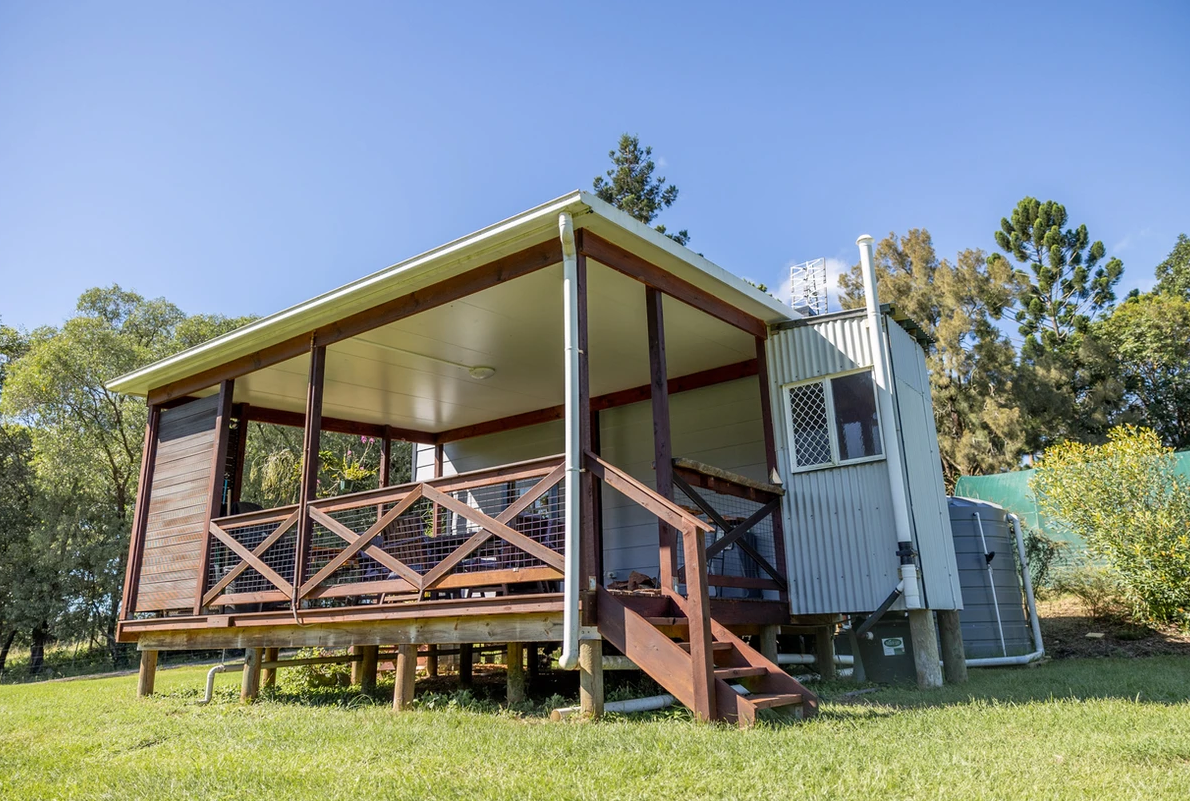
[785,370,883,470]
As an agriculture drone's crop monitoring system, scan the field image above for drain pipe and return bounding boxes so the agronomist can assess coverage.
[857,235,920,609]
[557,211,581,672]
[973,512,1008,657]
[200,662,243,704]
[966,513,1045,667]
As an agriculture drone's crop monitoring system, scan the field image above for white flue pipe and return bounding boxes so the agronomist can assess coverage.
[856,234,921,609]
[558,211,581,672]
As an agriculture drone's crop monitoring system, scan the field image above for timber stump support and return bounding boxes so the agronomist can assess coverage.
[393,643,418,711]
[241,647,263,702]
[937,610,968,685]
[759,625,779,663]
[578,639,604,719]
[137,650,158,697]
[425,644,439,677]
[909,609,944,689]
[506,642,525,705]
[814,625,837,681]
[360,645,379,694]
[262,647,279,689]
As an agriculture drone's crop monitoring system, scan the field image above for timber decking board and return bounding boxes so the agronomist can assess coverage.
[136,395,220,611]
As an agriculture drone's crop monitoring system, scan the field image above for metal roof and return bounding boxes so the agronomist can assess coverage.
[108,191,795,398]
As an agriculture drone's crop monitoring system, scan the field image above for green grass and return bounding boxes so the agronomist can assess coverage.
[2,658,1189,800]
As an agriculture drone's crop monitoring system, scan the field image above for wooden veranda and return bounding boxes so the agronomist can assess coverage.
[113,192,820,724]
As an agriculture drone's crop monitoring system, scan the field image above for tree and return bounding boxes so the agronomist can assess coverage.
[1031,426,1190,628]
[838,230,1025,487]
[990,197,1123,353]
[593,134,689,246]
[1154,233,1190,299]
[1100,293,1190,449]
[0,287,252,666]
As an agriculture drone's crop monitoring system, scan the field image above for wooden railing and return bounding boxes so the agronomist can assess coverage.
[201,455,567,609]
[671,458,788,596]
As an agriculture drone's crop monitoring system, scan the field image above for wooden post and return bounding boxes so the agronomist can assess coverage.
[241,647,263,702]
[759,625,779,663]
[459,643,473,686]
[393,643,418,711]
[814,625,837,680]
[194,380,234,615]
[578,639,603,719]
[121,404,161,619]
[527,644,540,680]
[137,649,158,697]
[262,647,279,689]
[360,645,379,694]
[754,336,788,593]
[682,525,716,722]
[577,239,598,625]
[645,286,676,591]
[937,609,968,685]
[909,609,944,689]
[230,404,250,510]
[350,645,364,686]
[425,644,439,677]
[295,342,326,594]
[506,642,525,705]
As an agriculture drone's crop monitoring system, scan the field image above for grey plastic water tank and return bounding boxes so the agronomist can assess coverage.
[948,497,1033,659]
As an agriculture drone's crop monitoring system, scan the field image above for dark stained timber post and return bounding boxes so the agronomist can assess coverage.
[194,380,234,615]
[682,524,716,723]
[755,336,789,594]
[122,404,161,619]
[576,237,598,626]
[646,286,677,592]
[295,342,327,598]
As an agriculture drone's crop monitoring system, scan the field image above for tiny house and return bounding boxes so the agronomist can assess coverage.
[110,192,962,725]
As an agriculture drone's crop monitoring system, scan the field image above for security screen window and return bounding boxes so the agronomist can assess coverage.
[785,370,884,471]
[831,371,883,461]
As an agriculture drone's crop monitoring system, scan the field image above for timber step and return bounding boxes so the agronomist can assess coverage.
[677,641,732,653]
[714,666,768,680]
[597,587,819,728]
[744,692,803,710]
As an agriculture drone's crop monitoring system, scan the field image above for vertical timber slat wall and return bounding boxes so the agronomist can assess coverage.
[134,395,221,612]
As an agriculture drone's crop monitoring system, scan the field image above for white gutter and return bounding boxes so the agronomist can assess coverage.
[966,513,1045,667]
[557,211,581,672]
[856,234,921,609]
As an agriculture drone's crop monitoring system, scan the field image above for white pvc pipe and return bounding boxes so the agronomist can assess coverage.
[200,662,242,704]
[857,234,921,609]
[558,211,581,672]
[973,511,1008,657]
[551,693,675,719]
[776,653,854,666]
[967,514,1045,667]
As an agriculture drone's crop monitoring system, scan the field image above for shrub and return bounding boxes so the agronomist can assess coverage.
[1057,566,1126,621]
[1023,528,1068,596]
[1030,426,1190,628]
[278,647,352,693]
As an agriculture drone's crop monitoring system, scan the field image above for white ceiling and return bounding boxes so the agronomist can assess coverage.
[228,260,758,433]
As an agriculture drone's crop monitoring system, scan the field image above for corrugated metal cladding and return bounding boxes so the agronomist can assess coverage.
[766,313,960,615]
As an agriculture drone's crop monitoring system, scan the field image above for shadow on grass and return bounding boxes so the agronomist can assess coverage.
[810,654,1190,715]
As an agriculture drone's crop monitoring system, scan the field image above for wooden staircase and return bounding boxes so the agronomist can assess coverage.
[597,588,818,727]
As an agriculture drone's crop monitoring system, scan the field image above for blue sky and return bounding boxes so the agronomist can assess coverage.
[1,1,1187,331]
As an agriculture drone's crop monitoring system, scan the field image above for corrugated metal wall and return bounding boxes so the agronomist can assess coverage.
[766,313,960,615]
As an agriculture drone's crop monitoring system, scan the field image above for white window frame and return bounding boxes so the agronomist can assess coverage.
[782,367,886,474]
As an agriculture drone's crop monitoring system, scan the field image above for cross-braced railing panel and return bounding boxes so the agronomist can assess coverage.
[203,456,568,608]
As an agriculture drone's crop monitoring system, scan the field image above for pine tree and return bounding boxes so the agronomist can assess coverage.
[593,134,689,246]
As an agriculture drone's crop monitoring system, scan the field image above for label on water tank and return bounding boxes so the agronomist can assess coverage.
[881,637,905,656]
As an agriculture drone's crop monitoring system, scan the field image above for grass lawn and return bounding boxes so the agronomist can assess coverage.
[2,657,1189,800]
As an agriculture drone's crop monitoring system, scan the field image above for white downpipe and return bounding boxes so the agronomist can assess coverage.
[857,234,921,609]
[973,512,1008,657]
[558,211,581,672]
[200,662,242,704]
[967,514,1045,667]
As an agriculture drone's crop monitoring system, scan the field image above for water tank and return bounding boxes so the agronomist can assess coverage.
[948,497,1034,659]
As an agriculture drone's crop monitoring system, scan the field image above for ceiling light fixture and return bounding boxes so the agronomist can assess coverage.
[356,338,496,380]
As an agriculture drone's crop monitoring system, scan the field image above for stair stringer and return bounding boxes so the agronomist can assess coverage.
[707,618,820,718]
